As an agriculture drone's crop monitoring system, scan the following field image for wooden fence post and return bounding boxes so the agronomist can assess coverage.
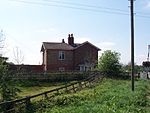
[44,92,48,99]
[79,82,82,90]
[25,96,31,112]
[88,80,92,88]
[84,82,87,87]
[3,101,8,113]
[55,89,59,96]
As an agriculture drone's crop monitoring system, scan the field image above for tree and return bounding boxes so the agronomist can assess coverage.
[0,57,21,112]
[123,62,143,74]
[0,30,5,56]
[0,31,20,103]
[97,50,122,77]
[13,47,24,64]
[0,31,22,112]
[0,57,20,102]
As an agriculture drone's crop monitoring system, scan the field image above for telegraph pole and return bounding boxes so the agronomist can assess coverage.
[130,0,135,91]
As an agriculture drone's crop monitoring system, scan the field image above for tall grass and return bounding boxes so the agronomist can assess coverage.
[0,80,74,100]
[35,78,150,113]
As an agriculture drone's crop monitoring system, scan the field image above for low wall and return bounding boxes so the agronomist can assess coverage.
[9,64,44,73]
[7,71,91,82]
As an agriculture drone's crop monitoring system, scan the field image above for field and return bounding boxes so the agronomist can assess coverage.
[14,80,75,98]
[32,78,150,113]
[1,78,150,113]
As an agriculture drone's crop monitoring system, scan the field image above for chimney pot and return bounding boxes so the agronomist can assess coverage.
[68,34,74,46]
[62,39,65,43]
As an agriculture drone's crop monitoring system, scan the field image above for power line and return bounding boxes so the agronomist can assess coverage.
[42,0,150,16]
[41,0,129,13]
[8,0,150,18]
[17,0,150,16]
[135,14,150,19]
[9,0,130,15]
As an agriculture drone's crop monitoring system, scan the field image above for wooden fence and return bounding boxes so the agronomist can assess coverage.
[0,71,103,113]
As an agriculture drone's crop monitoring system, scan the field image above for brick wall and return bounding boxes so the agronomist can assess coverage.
[74,43,98,70]
[9,64,44,73]
[46,49,74,71]
[43,43,99,71]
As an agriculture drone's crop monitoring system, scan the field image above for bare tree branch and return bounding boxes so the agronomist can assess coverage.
[13,47,24,64]
[0,30,5,56]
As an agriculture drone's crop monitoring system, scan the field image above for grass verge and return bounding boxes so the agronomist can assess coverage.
[35,78,150,113]
[0,80,75,100]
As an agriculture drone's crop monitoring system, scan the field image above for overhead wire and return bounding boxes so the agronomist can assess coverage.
[8,0,150,18]
[41,0,129,13]
[9,0,130,16]
[42,0,150,18]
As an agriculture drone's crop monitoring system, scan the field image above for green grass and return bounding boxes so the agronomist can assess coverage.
[0,79,78,102]
[12,80,76,99]
[35,78,150,113]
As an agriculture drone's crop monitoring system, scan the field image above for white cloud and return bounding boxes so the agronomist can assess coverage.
[97,42,116,51]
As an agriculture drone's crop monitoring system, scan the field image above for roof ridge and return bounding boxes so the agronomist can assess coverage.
[43,42,64,44]
[73,41,100,50]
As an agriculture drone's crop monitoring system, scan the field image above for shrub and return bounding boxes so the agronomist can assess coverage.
[97,50,122,77]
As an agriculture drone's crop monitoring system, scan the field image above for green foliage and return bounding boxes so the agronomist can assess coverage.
[35,79,149,113]
[0,58,20,102]
[123,64,143,74]
[97,50,122,77]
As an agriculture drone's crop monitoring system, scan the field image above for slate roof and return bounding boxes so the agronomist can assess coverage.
[41,41,101,51]
[74,41,101,51]
[41,42,74,51]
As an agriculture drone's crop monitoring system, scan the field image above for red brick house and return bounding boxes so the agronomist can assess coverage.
[41,34,101,71]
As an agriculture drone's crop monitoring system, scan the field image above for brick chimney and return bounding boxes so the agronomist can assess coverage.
[62,39,65,43]
[68,34,74,46]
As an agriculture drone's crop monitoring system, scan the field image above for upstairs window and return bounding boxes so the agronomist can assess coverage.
[59,51,65,60]
[59,67,65,71]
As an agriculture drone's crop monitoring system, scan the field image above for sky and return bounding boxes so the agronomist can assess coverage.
[0,0,150,65]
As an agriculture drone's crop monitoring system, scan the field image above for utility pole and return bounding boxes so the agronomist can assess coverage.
[130,0,135,91]
[147,45,150,61]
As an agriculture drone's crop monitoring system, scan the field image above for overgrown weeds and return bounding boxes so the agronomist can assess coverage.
[34,78,150,113]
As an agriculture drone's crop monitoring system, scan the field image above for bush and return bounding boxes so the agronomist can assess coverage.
[0,57,20,112]
[97,50,122,77]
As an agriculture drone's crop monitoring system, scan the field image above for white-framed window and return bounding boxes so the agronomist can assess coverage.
[59,67,65,71]
[79,65,86,71]
[59,51,65,60]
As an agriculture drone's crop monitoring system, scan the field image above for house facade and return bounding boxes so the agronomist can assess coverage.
[41,34,101,71]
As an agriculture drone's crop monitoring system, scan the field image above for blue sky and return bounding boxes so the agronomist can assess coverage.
[0,0,150,65]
